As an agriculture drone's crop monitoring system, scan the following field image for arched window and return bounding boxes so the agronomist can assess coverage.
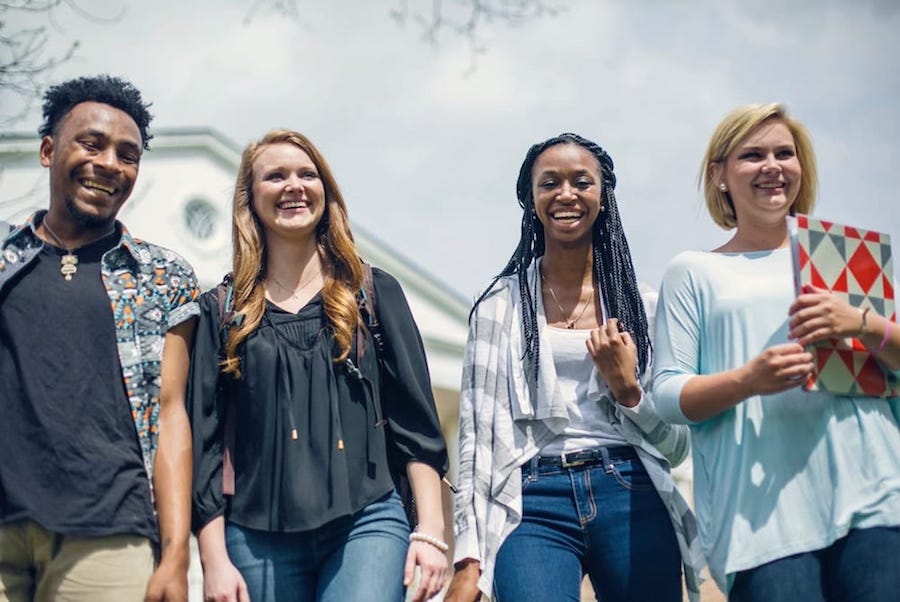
[184,198,219,240]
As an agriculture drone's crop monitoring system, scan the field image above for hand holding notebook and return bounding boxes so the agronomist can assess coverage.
[787,213,898,397]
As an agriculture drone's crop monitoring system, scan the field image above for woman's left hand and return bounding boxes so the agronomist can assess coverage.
[405,539,449,602]
[587,318,642,407]
[789,285,862,346]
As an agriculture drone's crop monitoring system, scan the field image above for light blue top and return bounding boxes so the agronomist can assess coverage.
[652,248,900,592]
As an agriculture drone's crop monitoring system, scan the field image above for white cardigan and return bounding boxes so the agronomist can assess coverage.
[453,263,705,599]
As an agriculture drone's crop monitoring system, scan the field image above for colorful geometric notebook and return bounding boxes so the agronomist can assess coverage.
[788,214,898,398]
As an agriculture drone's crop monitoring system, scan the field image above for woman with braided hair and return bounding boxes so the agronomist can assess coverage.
[446,133,704,602]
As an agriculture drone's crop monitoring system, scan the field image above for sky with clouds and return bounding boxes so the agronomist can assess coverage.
[5,0,899,299]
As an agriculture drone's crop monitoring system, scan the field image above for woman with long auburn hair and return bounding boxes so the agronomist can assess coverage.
[188,130,449,602]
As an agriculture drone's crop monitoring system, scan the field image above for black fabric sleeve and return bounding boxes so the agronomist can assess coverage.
[186,290,228,532]
[371,268,449,476]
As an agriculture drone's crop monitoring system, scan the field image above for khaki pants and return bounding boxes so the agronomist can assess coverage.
[0,520,154,602]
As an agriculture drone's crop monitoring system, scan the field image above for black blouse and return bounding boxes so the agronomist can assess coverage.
[189,267,448,532]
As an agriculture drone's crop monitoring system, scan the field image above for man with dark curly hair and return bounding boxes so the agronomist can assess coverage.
[0,75,199,601]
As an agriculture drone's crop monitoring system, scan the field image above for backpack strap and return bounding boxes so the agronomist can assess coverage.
[352,262,386,428]
[215,273,236,327]
[214,274,238,497]
[356,262,384,360]
[356,263,417,524]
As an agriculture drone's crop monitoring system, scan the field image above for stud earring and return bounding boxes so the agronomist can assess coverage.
[718,183,728,192]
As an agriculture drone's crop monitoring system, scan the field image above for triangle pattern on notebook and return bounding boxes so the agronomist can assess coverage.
[790,214,898,398]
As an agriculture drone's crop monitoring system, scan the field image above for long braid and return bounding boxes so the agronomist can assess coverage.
[591,177,651,374]
[472,133,650,381]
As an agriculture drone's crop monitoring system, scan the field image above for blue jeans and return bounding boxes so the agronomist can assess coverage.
[493,447,682,602]
[730,526,900,602]
[225,490,410,602]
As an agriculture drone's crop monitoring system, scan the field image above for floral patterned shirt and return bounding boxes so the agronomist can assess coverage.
[0,211,200,492]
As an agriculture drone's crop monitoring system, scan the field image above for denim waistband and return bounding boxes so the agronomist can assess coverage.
[533,445,638,470]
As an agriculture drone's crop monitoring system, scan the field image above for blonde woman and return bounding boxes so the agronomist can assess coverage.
[653,104,900,601]
[188,130,449,602]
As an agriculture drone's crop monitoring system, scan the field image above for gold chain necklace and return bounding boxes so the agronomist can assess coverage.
[542,266,595,329]
[267,264,323,302]
[41,219,115,281]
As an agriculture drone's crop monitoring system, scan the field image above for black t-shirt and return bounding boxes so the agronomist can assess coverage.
[0,232,157,541]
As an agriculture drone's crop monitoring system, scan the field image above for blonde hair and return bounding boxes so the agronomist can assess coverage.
[700,103,818,229]
[222,129,364,377]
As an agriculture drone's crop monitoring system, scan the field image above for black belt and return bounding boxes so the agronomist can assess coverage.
[536,445,638,469]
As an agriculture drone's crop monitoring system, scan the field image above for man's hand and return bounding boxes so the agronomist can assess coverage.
[144,556,188,602]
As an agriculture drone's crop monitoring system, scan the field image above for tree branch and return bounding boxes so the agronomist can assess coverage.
[0,0,124,126]
[389,0,565,74]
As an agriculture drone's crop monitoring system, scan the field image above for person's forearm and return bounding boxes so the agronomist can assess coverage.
[153,319,196,571]
[197,516,230,567]
[153,403,192,569]
[407,461,445,538]
[679,368,753,422]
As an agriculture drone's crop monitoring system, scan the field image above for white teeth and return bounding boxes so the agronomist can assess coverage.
[83,180,114,194]
[553,211,582,219]
[278,201,308,209]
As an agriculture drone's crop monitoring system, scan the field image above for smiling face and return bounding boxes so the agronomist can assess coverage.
[250,142,326,241]
[531,143,603,249]
[40,101,142,229]
[713,118,802,229]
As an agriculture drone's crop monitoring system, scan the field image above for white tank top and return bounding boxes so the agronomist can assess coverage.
[539,325,628,456]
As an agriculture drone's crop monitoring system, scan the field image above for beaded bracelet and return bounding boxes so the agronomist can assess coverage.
[409,531,449,553]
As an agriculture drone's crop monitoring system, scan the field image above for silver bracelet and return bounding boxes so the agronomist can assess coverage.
[409,531,449,553]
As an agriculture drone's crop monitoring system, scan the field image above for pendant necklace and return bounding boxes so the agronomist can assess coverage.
[41,219,115,281]
[542,267,595,329]
[267,263,324,303]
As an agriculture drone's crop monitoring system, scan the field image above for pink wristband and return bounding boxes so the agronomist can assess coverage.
[872,319,893,354]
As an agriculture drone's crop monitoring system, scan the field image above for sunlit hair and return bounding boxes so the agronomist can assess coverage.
[701,102,818,229]
[471,133,651,377]
[222,129,364,377]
